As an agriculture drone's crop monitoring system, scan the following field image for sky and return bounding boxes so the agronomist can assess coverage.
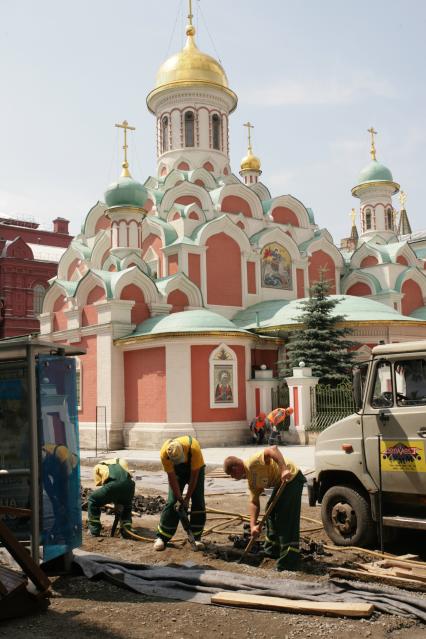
[0,0,425,243]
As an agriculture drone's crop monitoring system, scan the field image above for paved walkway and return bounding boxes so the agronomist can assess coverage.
[80,445,315,473]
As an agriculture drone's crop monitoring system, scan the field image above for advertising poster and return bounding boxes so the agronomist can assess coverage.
[381,439,426,473]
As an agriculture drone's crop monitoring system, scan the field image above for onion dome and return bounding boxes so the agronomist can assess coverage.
[104,163,148,209]
[147,22,237,113]
[240,149,261,172]
[358,159,393,184]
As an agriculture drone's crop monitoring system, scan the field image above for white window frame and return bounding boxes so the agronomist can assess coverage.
[209,344,238,409]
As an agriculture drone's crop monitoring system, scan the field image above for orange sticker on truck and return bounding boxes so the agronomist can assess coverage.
[381,440,426,473]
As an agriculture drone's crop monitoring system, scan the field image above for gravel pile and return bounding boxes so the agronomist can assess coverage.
[80,487,166,515]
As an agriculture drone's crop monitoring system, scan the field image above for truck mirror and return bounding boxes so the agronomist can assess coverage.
[353,367,363,412]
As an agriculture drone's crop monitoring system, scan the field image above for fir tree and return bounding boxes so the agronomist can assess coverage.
[284,276,356,385]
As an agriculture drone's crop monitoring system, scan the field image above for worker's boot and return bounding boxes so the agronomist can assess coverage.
[154,538,166,551]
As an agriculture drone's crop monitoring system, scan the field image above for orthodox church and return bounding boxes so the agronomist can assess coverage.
[39,9,426,449]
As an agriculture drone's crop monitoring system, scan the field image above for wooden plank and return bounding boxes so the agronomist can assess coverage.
[0,520,50,592]
[330,567,426,592]
[211,592,374,618]
[393,569,426,583]
[381,559,426,575]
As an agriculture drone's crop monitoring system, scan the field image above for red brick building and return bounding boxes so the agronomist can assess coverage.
[0,214,72,338]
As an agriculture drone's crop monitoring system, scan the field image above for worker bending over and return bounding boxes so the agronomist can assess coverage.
[223,446,306,571]
[87,458,135,538]
[154,436,205,551]
[249,412,271,445]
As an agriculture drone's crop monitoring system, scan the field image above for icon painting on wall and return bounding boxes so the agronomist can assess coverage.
[261,243,292,289]
[214,365,234,403]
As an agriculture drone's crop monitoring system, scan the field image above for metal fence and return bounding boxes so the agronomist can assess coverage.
[271,382,290,410]
[309,379,355,432]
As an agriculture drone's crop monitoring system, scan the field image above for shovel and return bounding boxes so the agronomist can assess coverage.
[175,503,198,550]
[238,480,288,563]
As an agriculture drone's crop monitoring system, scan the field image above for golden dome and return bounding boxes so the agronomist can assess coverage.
[240,149,261,172]
[147,24,237,112]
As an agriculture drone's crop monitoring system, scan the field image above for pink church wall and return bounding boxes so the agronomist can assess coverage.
[168,254,179,275]
[347,282,372,296]
[271,207,300,227]
[296,268,305,298]
[191,344,246,421]
[142,234,163,278]
[188,253,201,289]
[203,162,214,172]
[167,290,189,313]
[401,279,424,315]
[53,295,68,332]
[82,285,105,327]
[175,196,202,207]
[95,216,111,233]
[144,199,154,212]
[360,255,379,268]
[177,162,189,171]
[397,255,409,266]
[247,262,256,294]
[124,347,166,422]
[77,335,97,422]
[120,284,150,325]
[206,233,242,306]
[221,196,252,218]
[308,250,336,293]
[67,258,80,280]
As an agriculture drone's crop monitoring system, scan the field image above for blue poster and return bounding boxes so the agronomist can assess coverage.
[38,356,82,562]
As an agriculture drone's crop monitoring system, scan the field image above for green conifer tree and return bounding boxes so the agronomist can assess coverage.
[284,276,356,385]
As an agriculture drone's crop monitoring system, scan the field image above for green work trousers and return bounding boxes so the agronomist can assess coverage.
[263,471,306,571]
[157,465,205,542]
[88,464,135,535]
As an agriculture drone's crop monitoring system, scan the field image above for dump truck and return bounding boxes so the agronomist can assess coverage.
[308,339,426,546]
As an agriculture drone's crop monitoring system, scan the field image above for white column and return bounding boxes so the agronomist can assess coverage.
[97,329,125,449]
[285,363,319,444]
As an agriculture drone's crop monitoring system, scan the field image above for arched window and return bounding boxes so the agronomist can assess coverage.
[212,113,221,150]
[184,111,195,147]
[33,284,45,315]
[386,208,393,230]
[365,209,372,230]
[161,116,169,153]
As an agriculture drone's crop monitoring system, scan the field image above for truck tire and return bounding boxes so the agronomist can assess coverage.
[321,485,376,547]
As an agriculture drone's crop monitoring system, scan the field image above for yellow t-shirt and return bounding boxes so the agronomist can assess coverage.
[244,451,299,499]
[160,436,204,474]
[94,458,130,486]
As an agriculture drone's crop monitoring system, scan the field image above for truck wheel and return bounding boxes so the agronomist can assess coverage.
[321,485,376,547]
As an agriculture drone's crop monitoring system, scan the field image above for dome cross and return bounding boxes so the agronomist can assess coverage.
[244,121,254,152]
[115,120,136,177]
[367,126,378,160]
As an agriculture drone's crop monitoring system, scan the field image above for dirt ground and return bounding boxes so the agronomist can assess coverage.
[1,473,425,639]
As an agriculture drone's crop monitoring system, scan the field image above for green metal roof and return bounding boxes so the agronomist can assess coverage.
[234,295,420,331]
[147,217,178,245]
[410,306,426,320]
[104,175,148,208]
[233,300,290,329]
[128,309,250,338]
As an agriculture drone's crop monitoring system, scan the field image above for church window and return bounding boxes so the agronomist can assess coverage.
[261,243,292,290]
[212,113,221,150]
[184,111,195,147]
[75,358,82,410]
[33,284,45,315]
[365,209,372,230]
[161,116,169,153]
[209,344,238,408]
[386,208,393,230]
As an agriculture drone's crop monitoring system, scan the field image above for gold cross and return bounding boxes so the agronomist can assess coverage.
[399,190,407,210]
[243,121,254,151]
[188,0,193,25]
[115,120,136,171]
[349,208,357,226]
[368,126,377,160]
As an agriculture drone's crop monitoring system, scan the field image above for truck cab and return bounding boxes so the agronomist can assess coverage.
[308,339,426,546]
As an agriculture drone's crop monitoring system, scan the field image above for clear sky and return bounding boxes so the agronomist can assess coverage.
[0,0,425,242]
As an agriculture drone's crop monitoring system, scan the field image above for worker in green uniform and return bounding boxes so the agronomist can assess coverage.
[154,436,205,551]
[223,446,306,571]
[87,458,135,538]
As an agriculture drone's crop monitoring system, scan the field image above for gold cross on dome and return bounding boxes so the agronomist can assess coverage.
[243,121,254,151]
[399,190,407,210]
[368,126,378,160]
[115,120,136,173]
[188,0,193,25]
[349,208,357,226]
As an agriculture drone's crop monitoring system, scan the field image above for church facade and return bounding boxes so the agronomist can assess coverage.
[39,12,426,449]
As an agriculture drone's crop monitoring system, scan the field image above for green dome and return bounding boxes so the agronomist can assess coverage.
[130,309,250,338]
[357,160,393,185]
[104,174,148,209]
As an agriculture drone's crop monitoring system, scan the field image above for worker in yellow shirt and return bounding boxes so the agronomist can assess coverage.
[154,435,205,551]
[223,446,306,570]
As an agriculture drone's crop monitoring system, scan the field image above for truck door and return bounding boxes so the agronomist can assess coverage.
[362,357,426,496]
